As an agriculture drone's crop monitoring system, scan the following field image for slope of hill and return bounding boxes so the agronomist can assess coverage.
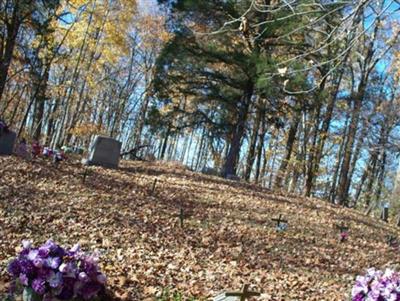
[1,156,399,300]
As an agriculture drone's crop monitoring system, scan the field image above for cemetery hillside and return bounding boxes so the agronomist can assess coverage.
[4,0,400,300]
[1,156,400,301]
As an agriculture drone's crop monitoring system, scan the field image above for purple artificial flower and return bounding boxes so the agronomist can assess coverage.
[352,268,400,301]
[7,259,21,277]
[352,293,365,301]
[96,273,107,285]
[38,241,53,257]
[20,248,30,257]
[19,273,29,286]
[28,249,39,261]
[67,243,80,257]
[47,271,63,288]
[52,245,65,257]
[58,263,68,273]
[32,278,46,295]
[38,240,64,257]
[45,257,61,269]
[79,272,90,283]
[81,257,98,277]
[19,259,35,278]
[33,257,44,268]
[59,261,78,277]
[38,248,50,258]
[37,268,52,279]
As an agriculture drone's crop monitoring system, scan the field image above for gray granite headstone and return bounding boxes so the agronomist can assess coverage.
[86,136,121,168]
[0,131,16,155]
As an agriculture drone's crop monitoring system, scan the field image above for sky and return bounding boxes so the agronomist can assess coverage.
[138,0,159,14]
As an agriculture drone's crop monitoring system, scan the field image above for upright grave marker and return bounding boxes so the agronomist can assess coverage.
[84,136,122,169]
[335,223,349,242]
[272,214,288,232]
[151,179,158,194]
[0,130,16,155]
[213,284,260,301]
[381,202,389,222]
[178,207,186,228]
[81,167,92,184]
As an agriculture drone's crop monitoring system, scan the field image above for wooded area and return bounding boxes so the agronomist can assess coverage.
[1,0,400,211]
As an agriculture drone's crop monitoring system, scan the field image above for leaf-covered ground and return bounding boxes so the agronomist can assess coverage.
[1,156,400,300]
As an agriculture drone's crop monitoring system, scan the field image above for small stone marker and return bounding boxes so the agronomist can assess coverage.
[213,284,260,301]
[85,136,122,169]
[272,214,288,232]
[381,203,389,222]
[0,130,16,155]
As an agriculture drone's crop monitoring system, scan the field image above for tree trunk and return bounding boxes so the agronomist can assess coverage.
[329,114,350,202]
[254,113,267,183]
[344,117,369,197]
[244,98,263,181]
[336,82,365,205]
[0,2,21,104]
[275,109,300,189]
[304,72,343,196]
[268,139,279,189]
[260,129,277,186]
[222,83,253,177]
[374,151,386,203]
[33,67,49,141]
[159,126,171,160]
[354,152,377,204]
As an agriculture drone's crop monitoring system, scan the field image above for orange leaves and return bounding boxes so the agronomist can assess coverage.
[136,14,171,53]
[69,122,105,138]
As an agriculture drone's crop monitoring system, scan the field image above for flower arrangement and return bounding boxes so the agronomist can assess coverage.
[7,240,107,301]
[352,268,400,300]
[340,231,348,242]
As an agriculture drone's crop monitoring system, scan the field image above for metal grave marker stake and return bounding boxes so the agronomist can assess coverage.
[179,208,186,228]
[151,179,158,194]
[335,223,349,242]
[82,168,91,183]
[272,214,288,232]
